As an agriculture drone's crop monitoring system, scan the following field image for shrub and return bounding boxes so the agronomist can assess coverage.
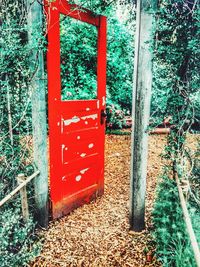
[151,0,200,129]
[0,206,41,267]
[106,101,127,129]
[152,173,196,267]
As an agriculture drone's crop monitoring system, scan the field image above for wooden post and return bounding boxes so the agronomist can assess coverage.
[17,174,29,222]
[0,171,40,208]
[27,0,49,228]
[130,0,155,231]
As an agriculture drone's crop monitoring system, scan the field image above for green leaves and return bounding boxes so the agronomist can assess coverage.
[152,175,196,267]
[151,0,200,129]
[0,1,44,265]
[60,15,98,100]
[0,207,41,267]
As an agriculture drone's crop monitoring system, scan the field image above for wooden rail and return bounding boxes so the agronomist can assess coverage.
[176,173,200,267]
[0,171,40,208]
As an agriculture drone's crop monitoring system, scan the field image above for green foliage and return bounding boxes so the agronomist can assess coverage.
[107,17,134,111]
[152,4,200,263]
[151,0,200,129]
[152,174,196,267]
[0,207,41,267]
[0,1,43,265]
[106,100,127,129]
[0,0,39,188]
[60,15,98,100]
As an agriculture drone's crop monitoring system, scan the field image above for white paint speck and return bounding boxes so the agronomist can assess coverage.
[85,121,88,125]
[65,147,68,150]
[61,144,65,163]
[102,96,106,106]
[61,118,64,133]
[88,143,94,149]
[80,153,86,157]
[57,122,60,126]
[77,136,80,140]
[76,175,82,182]
[62,176,66,181]
[80,168,89,174]
[86,108,90,111]
[97,100,100,109]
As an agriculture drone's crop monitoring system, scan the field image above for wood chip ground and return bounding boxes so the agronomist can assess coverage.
[30,134,167,267]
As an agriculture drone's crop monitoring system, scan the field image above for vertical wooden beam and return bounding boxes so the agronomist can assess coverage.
[130,0,155,231]
[17,174,29,222]
[27,0,49,228]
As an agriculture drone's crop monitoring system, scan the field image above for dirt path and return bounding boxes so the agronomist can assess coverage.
[31,135,166,267]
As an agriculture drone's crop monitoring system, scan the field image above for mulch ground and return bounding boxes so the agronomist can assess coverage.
[31,134,167,267]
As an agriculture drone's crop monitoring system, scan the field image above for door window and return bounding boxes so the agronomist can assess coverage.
[60,14,98,100]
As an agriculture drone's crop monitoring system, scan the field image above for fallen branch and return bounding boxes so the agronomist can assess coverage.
[150,128,170,134]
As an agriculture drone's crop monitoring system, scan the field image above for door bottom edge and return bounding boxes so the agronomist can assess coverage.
[51,184,103,220]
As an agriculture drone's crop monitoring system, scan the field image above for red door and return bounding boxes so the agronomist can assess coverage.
[45,1,107,219]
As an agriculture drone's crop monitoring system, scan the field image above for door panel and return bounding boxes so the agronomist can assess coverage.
[45,0,107,219]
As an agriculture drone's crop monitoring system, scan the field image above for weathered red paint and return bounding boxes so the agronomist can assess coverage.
[44,0,107,219]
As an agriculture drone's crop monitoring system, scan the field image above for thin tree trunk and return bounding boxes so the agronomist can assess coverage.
[6,75,14,146]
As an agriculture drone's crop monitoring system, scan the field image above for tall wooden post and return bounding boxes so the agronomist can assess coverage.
[130,0,155,231]
[27,0,49,228]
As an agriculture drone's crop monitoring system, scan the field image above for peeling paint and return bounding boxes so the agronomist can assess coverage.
[61,144,65,163]
[80,168,89,174]
[62,175,67,181]
[102,96,106,106]
[97,100,100,109]
[80,153,86,157]
[64,116,80,126]
[61,118,64,133]
[88,143,94,149]
[81,114,97,121]
[76,175,82,182]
